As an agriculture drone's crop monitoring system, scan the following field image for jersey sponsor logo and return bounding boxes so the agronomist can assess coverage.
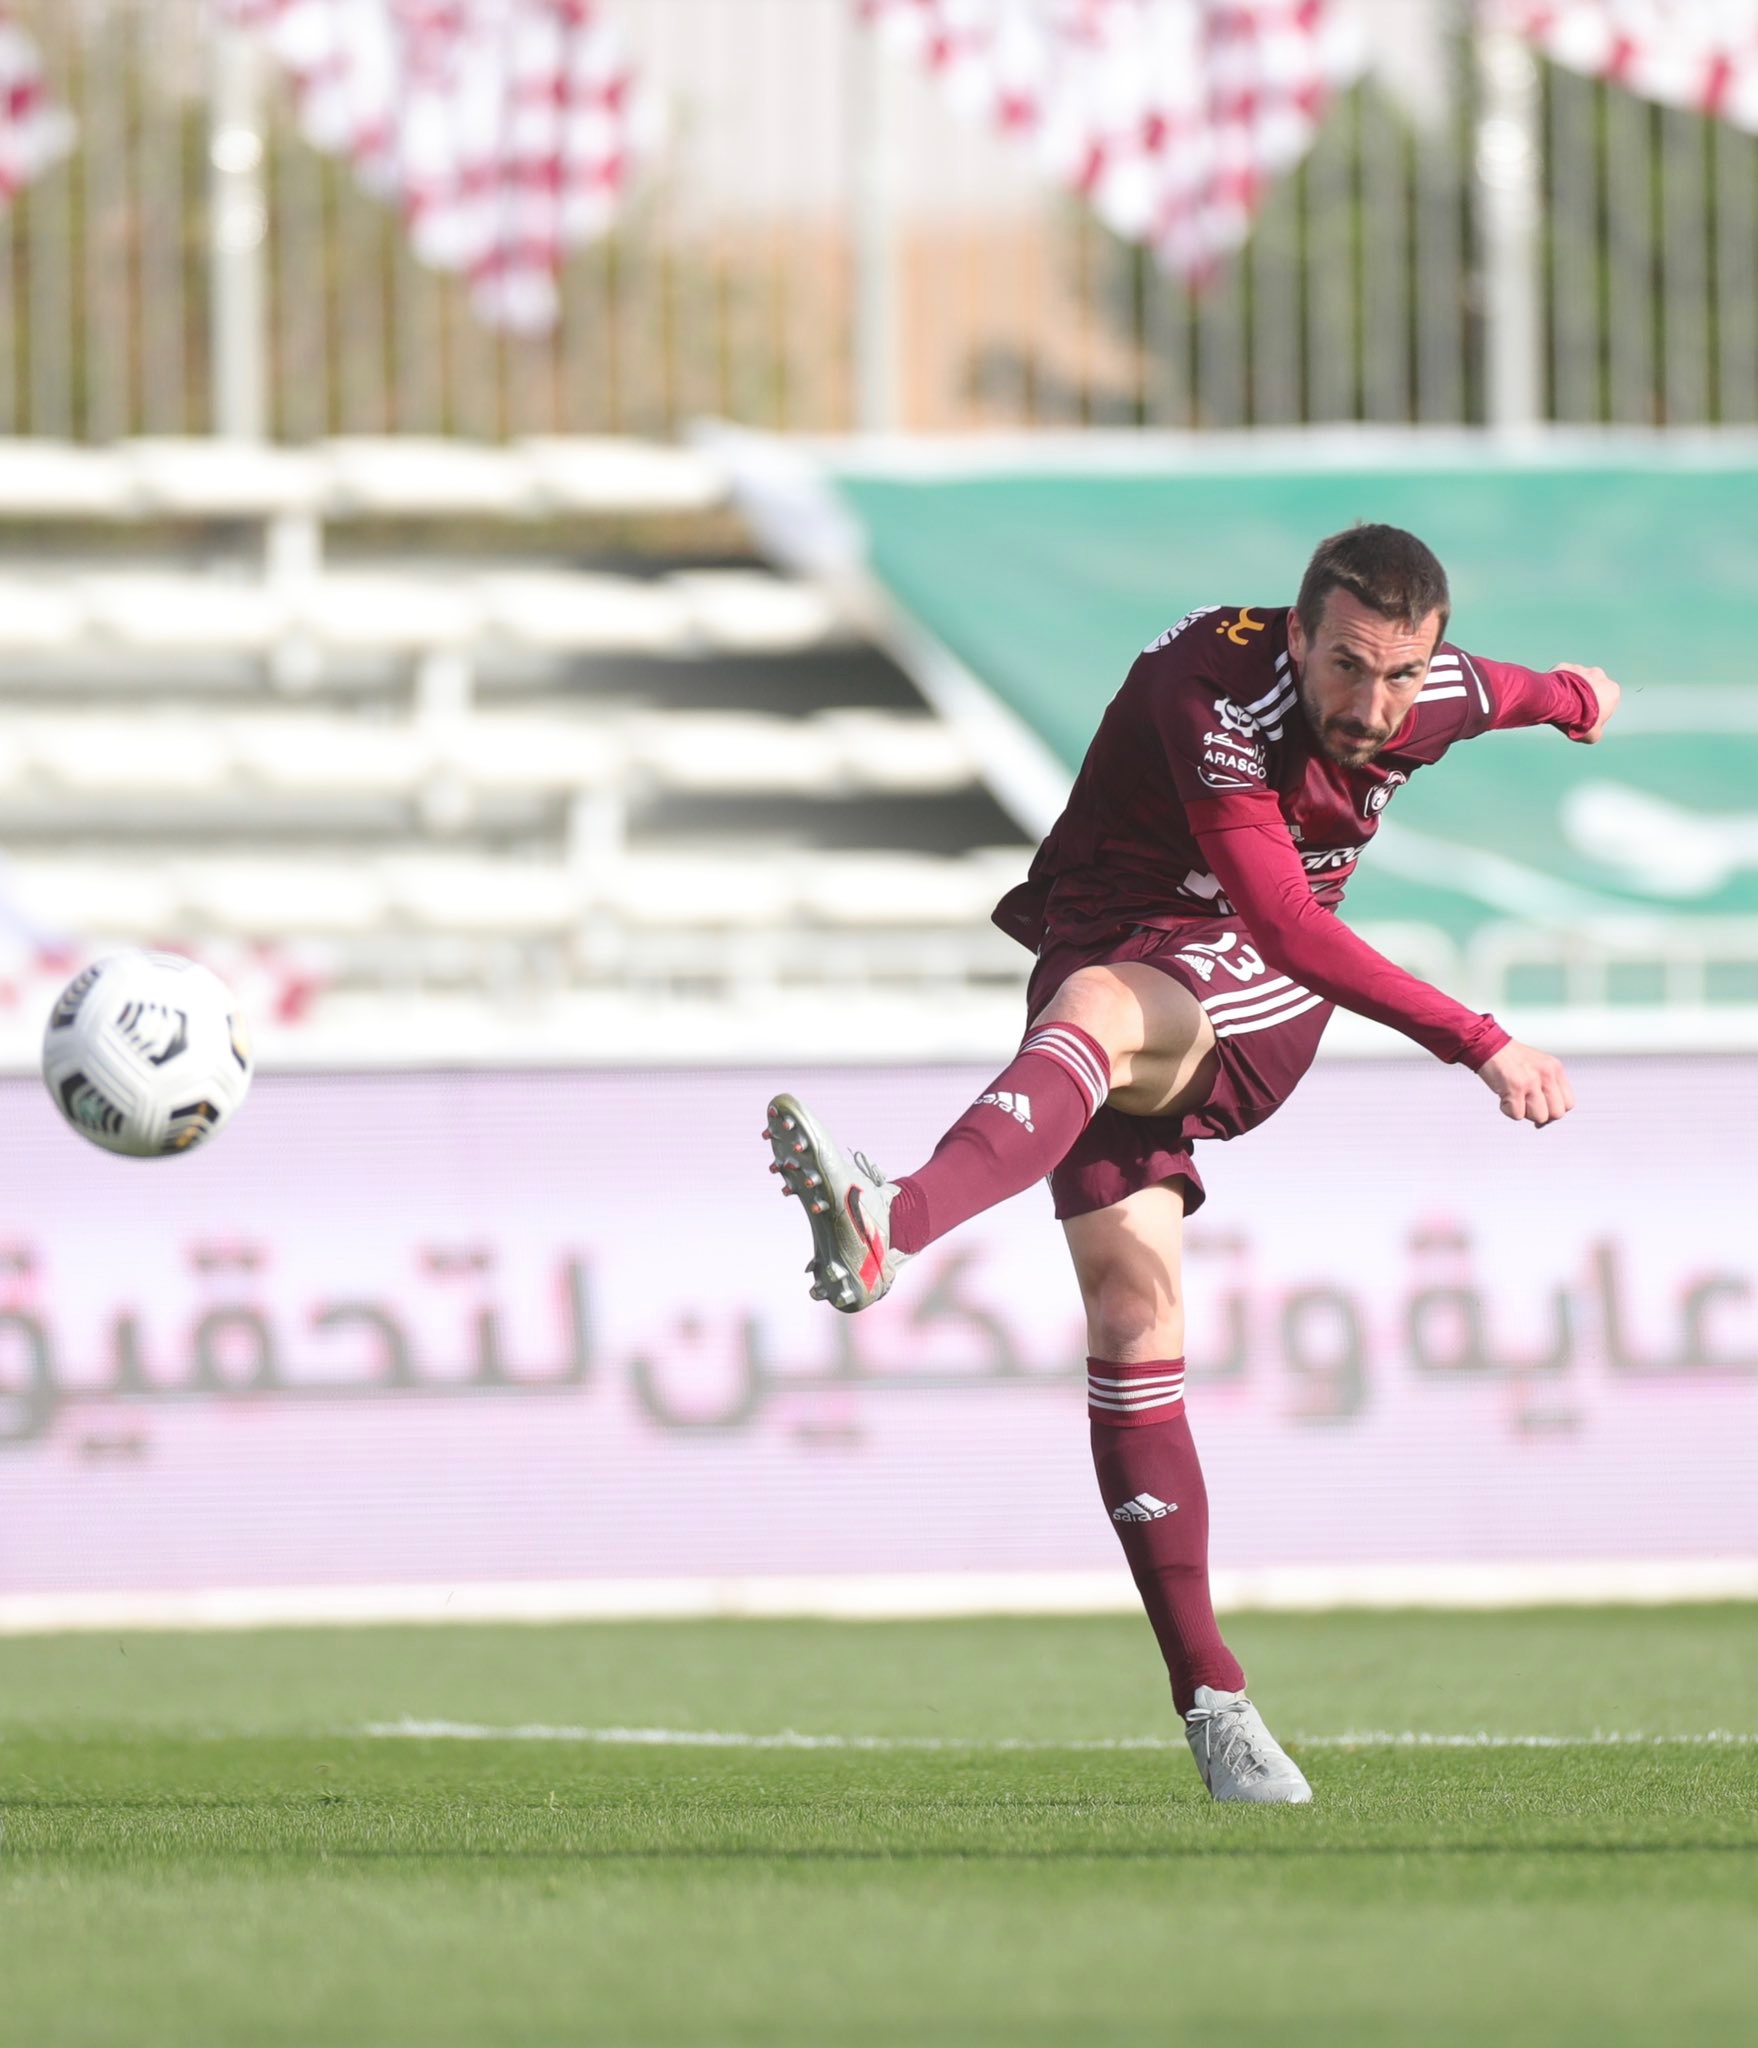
[1363,770,1409,818]
[1299,844,1363,873]
[1213,606,1267,647]
[1200,745,1265,790]
[1201,695,1267,788]
[1143,605,1219,653]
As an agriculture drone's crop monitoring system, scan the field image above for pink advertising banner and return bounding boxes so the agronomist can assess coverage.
[1,1059,1754,1605]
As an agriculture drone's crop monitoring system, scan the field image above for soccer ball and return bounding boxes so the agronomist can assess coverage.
[42,950,253,1158]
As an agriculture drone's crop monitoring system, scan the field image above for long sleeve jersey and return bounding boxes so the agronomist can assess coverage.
[992,603,1600,1069]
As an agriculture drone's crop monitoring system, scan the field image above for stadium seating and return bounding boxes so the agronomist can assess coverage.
[0,439,1031,1057]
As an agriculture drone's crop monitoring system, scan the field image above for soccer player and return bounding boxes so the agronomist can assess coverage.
[763,524,1620,1803]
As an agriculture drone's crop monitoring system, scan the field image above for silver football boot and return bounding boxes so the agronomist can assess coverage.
[1184,1686,1313,1804]
[763,1093,912,1312]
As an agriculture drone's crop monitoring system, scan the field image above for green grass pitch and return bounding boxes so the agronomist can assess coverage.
[5,1607,1756,2046]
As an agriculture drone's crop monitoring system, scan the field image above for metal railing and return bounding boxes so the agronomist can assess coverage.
[1,0,1756,440]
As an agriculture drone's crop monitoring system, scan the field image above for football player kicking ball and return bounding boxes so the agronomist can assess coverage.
[763,524,1620,1804]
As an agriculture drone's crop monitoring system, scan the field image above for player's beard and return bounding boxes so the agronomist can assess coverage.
[1296,673,1392,765]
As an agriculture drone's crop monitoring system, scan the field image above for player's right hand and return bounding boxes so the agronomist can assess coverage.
[1476,1041,1575,1127]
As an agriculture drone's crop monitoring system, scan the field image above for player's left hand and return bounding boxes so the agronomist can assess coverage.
[1558,663,1620,742]
[1476,1041,1576,1127]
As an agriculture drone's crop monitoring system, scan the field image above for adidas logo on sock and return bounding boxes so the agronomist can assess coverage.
[1112,1492,1177,1522]
[974,1089,1034,1132]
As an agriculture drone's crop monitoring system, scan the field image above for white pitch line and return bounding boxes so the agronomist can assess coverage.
[360,1719,1758,1752]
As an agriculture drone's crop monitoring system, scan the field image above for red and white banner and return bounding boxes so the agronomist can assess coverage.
[862,0,1366,282]
[1493,1,1758,129]
[0,10,73,204]
[221,0,657,331]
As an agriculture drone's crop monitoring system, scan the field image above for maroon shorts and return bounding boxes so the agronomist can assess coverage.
[1025,914,1334,1220]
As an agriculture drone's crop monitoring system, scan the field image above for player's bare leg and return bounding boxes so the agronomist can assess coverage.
[1032,961,1219,1121]
[1069,1181,1313,1805]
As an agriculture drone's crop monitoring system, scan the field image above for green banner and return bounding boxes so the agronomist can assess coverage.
[834,452,1758,943]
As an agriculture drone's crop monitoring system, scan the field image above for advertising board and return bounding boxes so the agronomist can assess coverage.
[2,1061,1753,1620]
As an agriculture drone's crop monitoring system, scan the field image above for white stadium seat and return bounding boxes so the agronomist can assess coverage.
[814,710,980,792]
[125,438,327,518]
[627,713,841,794]
[322,437,537,517]
[0,579,87,651]
[0,442,137,517]
[178,860,391,936]
[82,574,288,653]
[226,718,430,795]
[296,573,483,651]
[23,717,232,794]
[666,569,843,652]
[382,856,582,934]
[799,855,1004,927]
[8,861,181,937]
[518,436,728,514]
[603,855,801,928]
[438,716,624,792]
[478,570,695,655]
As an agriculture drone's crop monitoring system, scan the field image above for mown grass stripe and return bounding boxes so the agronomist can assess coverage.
[359,1718,1758,1751]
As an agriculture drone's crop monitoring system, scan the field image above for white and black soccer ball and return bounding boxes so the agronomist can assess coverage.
[42,950,253,1159]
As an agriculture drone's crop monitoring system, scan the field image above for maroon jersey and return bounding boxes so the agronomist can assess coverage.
[994,603,1600,1068]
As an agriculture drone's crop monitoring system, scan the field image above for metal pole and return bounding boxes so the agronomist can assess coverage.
[1475,24,1544,432]
[851,16,900,433]
[210,19,268,438]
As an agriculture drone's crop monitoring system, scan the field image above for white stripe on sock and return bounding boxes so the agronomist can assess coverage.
[1026,1025,1110,1100]
[1021,1027,1109,1115]
[1021,1044,1105,1119]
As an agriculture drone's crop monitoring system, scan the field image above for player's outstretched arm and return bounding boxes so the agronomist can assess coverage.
[1473,1040,1576,1127]
[1470,653,1622,742]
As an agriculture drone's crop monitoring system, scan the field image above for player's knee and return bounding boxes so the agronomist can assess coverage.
[1084,1262,1180,1359]
[1034,967,1136,1063]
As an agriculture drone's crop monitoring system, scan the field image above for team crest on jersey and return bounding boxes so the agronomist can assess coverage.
[1363,770,1409,819]
[1142,606,1219,654]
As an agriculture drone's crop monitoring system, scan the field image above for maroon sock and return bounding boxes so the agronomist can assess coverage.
[887,1022,1109,1255]
[1087,1358,1245,1716]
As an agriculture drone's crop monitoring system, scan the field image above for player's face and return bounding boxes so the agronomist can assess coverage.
[1288,591,1444,767]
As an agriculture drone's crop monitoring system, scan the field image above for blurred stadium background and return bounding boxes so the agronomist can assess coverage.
[0,0,1755,1630]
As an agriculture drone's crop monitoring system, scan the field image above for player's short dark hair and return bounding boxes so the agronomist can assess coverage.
[1296,524,1450,645]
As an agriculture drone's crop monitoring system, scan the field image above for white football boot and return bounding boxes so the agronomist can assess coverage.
[1184,1687,1313,1804]
[763,1092,912,1312]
